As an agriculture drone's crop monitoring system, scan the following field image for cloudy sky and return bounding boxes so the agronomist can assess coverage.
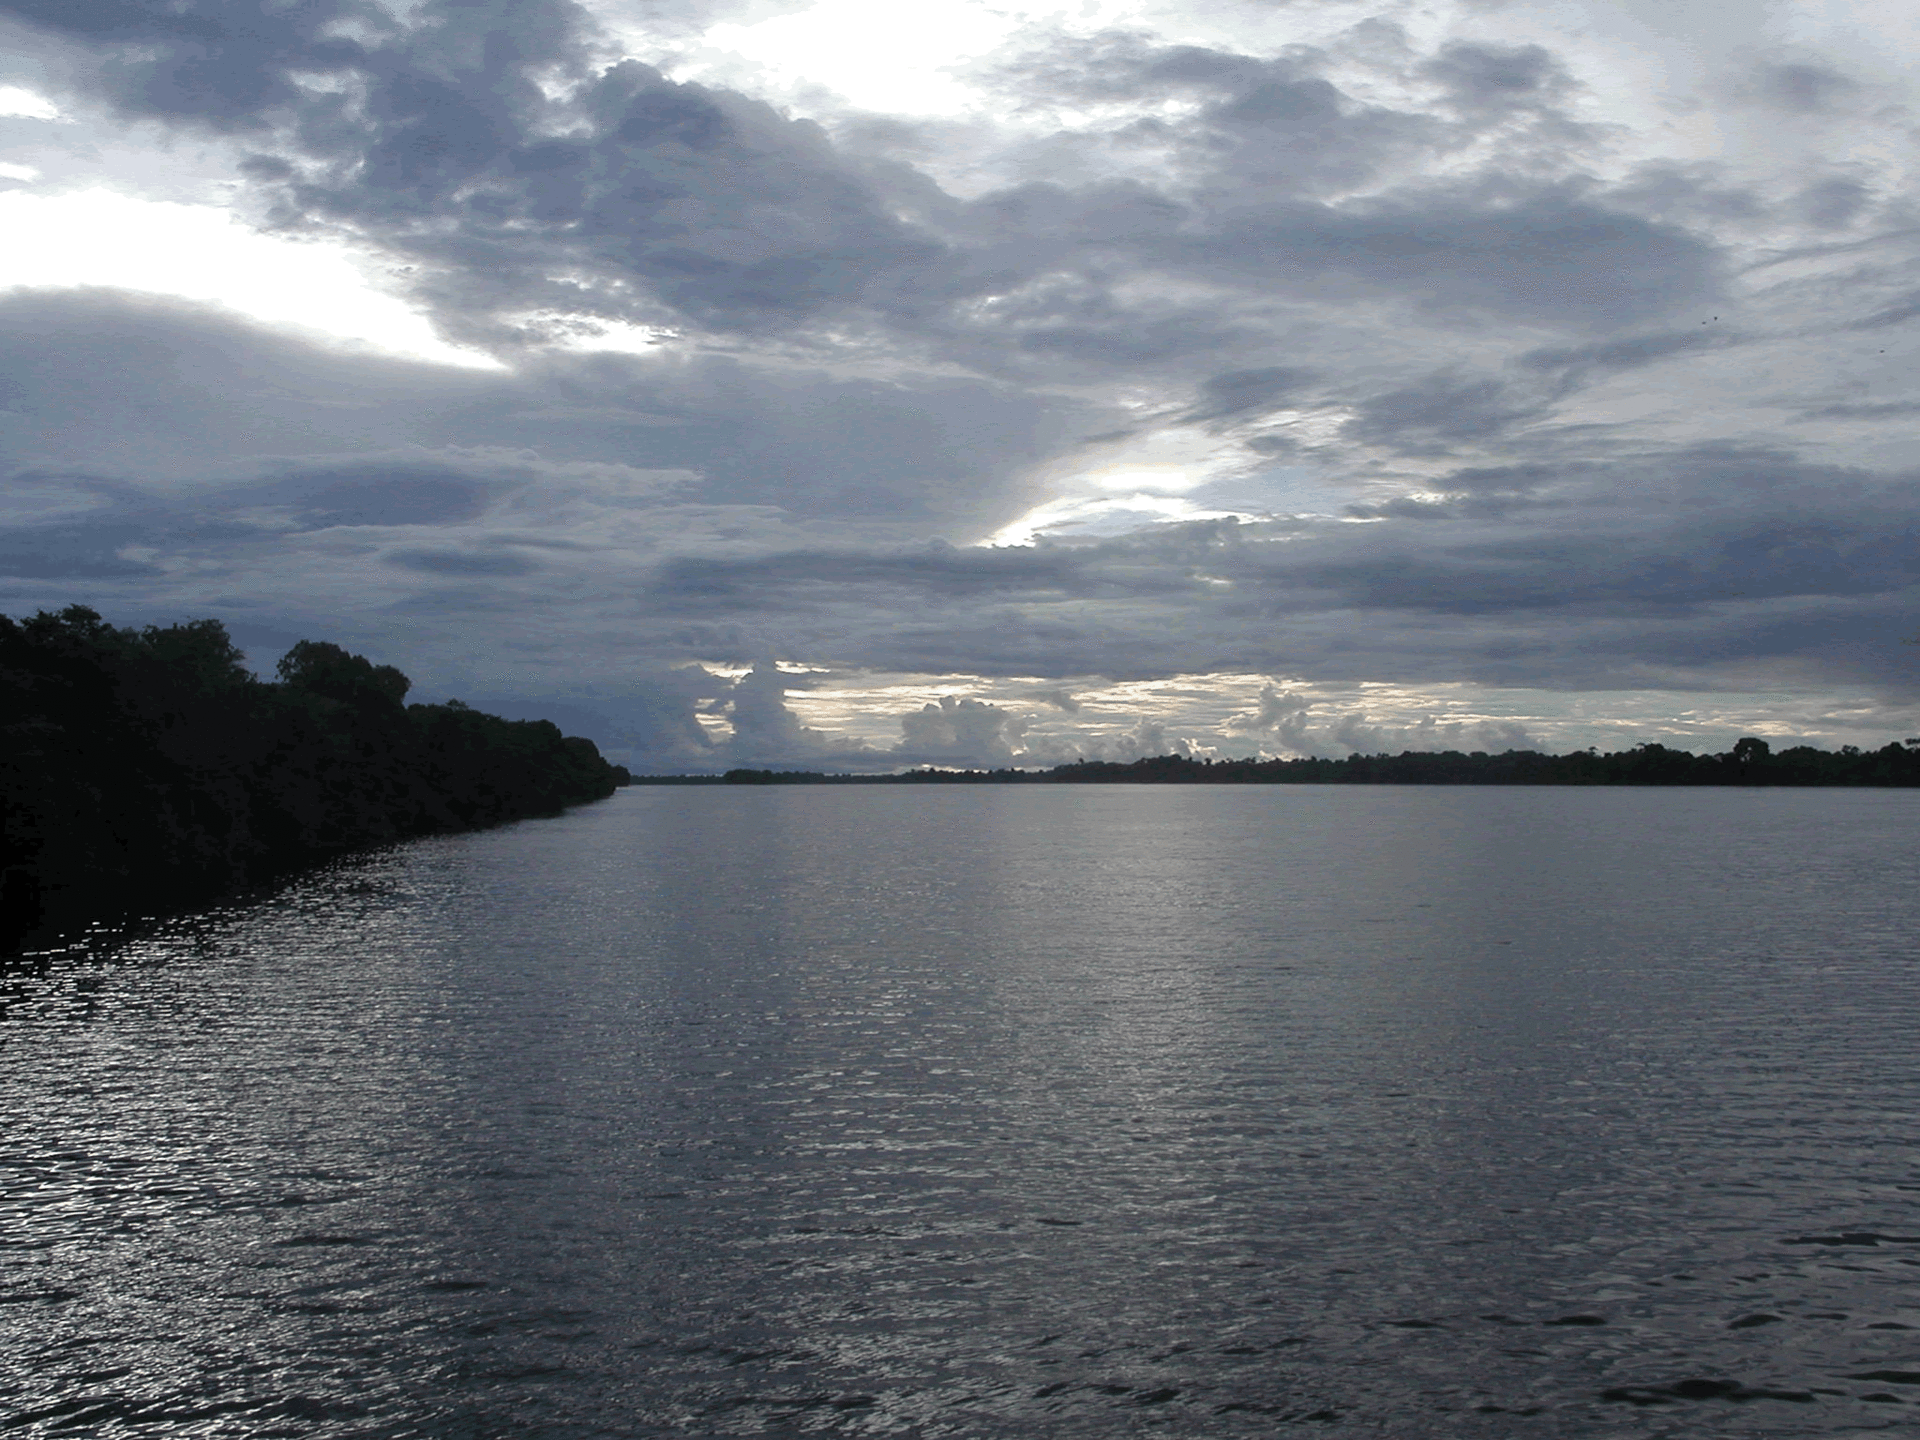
[3,0,1918,770]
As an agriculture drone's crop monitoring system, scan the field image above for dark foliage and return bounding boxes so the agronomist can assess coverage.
[701,733,1920,786]
[1,606,631,953]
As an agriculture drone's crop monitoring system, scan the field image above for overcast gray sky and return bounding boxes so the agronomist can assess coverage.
[3,0,1918,769]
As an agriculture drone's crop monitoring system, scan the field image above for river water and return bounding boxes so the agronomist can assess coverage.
[4,785,1919,1437]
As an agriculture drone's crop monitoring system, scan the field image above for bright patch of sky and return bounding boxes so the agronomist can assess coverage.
[678,0,1038,114]
[0,188,500,369]
[0,85,60,120]
[649,0,1415,123]
[779,668,1918,761]
[651,0,1423,137]
[645,0,1614,125]
[988,426,1283,543]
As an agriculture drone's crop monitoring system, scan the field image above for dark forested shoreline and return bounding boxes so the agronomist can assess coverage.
[697,736,1920,788]
[2,606,631,954]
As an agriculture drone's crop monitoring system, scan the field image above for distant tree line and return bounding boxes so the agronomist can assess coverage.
[2,606,630,953]
[704,734,1920,788]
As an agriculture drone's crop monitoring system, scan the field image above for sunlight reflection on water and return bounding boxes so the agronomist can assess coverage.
[3,786,1919,1437]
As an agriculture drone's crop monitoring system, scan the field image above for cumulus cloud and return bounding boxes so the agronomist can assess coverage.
[1227,683,1538,756]
[898,693,1029,764]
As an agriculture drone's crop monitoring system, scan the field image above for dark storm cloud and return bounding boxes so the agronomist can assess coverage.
[922,183,1720,389]
[6,0,1723,363]
[1419,41,1569,115]
[281,466,492,528]
[387,546,538,575]
[0,291,1077,534]
[1341,372,1537,453]
[643,540,1131,611]
[1605,162,1770,233]
[1224,448,1920,630]
[283,57,950,339]
[1012,308,1257,367]
[24,288,1909,699]
[0,456,504,585]
[1342,492,1534,521]
[1799,400,1920,422]
[0,290,1114,743]
[0,288,498,477]
[1267,513,1918,616]
[993,34,1445,194]
[1172,191,1721,330]
[0,521,160,578]
[1796,176,1873,229]
[0,442,542,554]
[1744,61,1860,115]
[1186,366,1317,424]
[509,358,1073,521]
[964,34,1703,327]
[624,446,1920,692]
[1518,330,1723,380]
[0,0,388,127]
[1853,292,1920,331]
[1,0,952,338]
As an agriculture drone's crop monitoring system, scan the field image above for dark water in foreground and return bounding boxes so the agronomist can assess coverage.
[4,786,1920,1438]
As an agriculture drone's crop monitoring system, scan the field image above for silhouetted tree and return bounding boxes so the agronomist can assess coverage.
[277,640,411,709]
[3,608,627,954]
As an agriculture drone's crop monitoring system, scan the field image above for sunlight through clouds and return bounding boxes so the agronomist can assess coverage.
[0,84,61,119]
[779,667,1920,763]
[0,189,501,369]
[685,0,1021,113]
[656,0,1159,115]
[987,425,1279,543]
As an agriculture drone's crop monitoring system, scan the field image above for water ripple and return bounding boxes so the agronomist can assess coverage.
[3,787,1919,1436]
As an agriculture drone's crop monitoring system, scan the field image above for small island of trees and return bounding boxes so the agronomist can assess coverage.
[2,606,631,954]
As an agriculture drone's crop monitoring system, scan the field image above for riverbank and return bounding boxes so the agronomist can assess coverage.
[1,606,630,954]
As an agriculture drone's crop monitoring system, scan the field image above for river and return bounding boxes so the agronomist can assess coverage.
[4,786,1919,1436]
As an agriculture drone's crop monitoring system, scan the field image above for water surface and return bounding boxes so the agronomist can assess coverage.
[4,786,1919,1436]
